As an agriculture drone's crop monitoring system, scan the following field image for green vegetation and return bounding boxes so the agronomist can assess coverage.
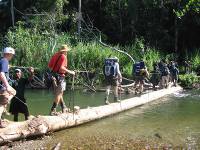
[4,22,161,79]
[179,73,200,88]
[0,0,199,86]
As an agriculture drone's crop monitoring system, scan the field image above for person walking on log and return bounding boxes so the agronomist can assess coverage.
[160,60,170,89]
[9,67,34,121]
[0,47,16,128]
[48,45,75,115]
[170,63,179,87]
[132,60,148,95]
[103,56,122,105]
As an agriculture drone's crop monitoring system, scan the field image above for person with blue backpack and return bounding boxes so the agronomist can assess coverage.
[132,60,149,95]
[170,63,179,87]
[160,60,170,88]
[103,57,122,105]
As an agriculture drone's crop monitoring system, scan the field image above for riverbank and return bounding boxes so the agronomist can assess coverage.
[3,133,186,150]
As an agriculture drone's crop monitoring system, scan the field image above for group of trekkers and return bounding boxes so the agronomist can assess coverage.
[102,58,179,104]
[0,44,179,128]
[0,45,76,127]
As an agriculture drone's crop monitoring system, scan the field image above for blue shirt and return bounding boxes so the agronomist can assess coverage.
[0,57,9,90]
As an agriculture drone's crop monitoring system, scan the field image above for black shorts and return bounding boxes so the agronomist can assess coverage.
[135,76,145,84]
[105,78,118,86]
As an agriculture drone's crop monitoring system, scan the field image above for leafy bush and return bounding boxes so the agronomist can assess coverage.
[179,73,199,87]
[191,50,200,72]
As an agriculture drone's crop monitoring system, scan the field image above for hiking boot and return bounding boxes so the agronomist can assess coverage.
[105,100,110,105]
[62,107,70,113]
[114,97,120,102]
[104,97,110,105]
[50,102,58,115]
[50,108,58,116]
[60,101,69,113]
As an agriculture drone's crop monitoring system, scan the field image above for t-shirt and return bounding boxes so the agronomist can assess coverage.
[12,78,28,99]
[0,57,9,76]
[0,58,9,90]
[48,52,67,76]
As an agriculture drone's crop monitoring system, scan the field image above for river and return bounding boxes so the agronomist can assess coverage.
[5,88,200,149]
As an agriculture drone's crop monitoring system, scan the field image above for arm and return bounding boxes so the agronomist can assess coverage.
[28,67,34,81]
[60,66,75,76]
[0,72,10,89]
[58,54,75,76]
[116,63,122,82]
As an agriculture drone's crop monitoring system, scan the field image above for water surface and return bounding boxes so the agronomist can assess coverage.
[6,89,200,149]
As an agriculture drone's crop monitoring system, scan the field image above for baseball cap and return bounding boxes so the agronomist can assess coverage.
[15,69,22,73]
[3,47,15,55]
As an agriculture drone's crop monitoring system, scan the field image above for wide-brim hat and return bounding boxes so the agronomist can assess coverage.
[59,44,71,52]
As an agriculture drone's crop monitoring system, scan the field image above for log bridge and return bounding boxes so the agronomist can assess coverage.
[0,86,182,145]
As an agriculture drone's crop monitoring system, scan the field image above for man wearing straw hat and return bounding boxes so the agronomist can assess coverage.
[48,44,75,115]
[0,47,16,128]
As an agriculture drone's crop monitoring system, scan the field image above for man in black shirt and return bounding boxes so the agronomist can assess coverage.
[9,67,34,121]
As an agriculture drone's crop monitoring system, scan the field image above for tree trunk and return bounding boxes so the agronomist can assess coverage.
[0,86,182,145]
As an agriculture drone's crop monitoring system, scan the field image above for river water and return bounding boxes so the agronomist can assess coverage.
[6,88,200,149]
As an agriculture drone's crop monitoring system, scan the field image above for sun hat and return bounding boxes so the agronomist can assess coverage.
[59,44,71,52]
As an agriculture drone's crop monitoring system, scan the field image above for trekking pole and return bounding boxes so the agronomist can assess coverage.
[119,83,122,111]
[71,75,75,120]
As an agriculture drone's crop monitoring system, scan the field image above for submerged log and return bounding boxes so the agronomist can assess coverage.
[0,86,182,145]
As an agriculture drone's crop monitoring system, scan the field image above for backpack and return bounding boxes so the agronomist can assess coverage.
[44,54,62,89]
[162,65,170,76]
[132,62,144,76]
[104,58,118,78]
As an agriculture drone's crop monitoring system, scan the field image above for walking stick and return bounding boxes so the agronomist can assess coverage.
[119,83,122,111]
[71,75,75,120]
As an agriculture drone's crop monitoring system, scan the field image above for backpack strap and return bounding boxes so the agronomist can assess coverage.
[51,54,63,73]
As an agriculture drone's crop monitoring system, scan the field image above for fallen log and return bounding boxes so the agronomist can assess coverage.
[0,86,182,145]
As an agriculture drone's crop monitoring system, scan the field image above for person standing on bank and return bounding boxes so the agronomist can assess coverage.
[0,47,16,128]
[103,57,122,105]
[48,45,75,115]
[9,67,34,121]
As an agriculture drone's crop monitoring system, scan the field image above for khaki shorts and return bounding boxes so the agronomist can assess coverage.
[0,105,6,119]
[0,87,16,105]
[53,76,66,94]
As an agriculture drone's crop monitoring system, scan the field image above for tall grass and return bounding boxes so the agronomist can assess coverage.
[4,23,162,81]
[191,50,200,72]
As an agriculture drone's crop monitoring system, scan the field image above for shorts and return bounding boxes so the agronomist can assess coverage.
[53,76,66,94]
[0,87,16,105]
[0,104,6,119]
[105,78,118,86]
[135,76,145,85]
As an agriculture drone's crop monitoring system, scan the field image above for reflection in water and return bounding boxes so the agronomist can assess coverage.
[6,89,200,149]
